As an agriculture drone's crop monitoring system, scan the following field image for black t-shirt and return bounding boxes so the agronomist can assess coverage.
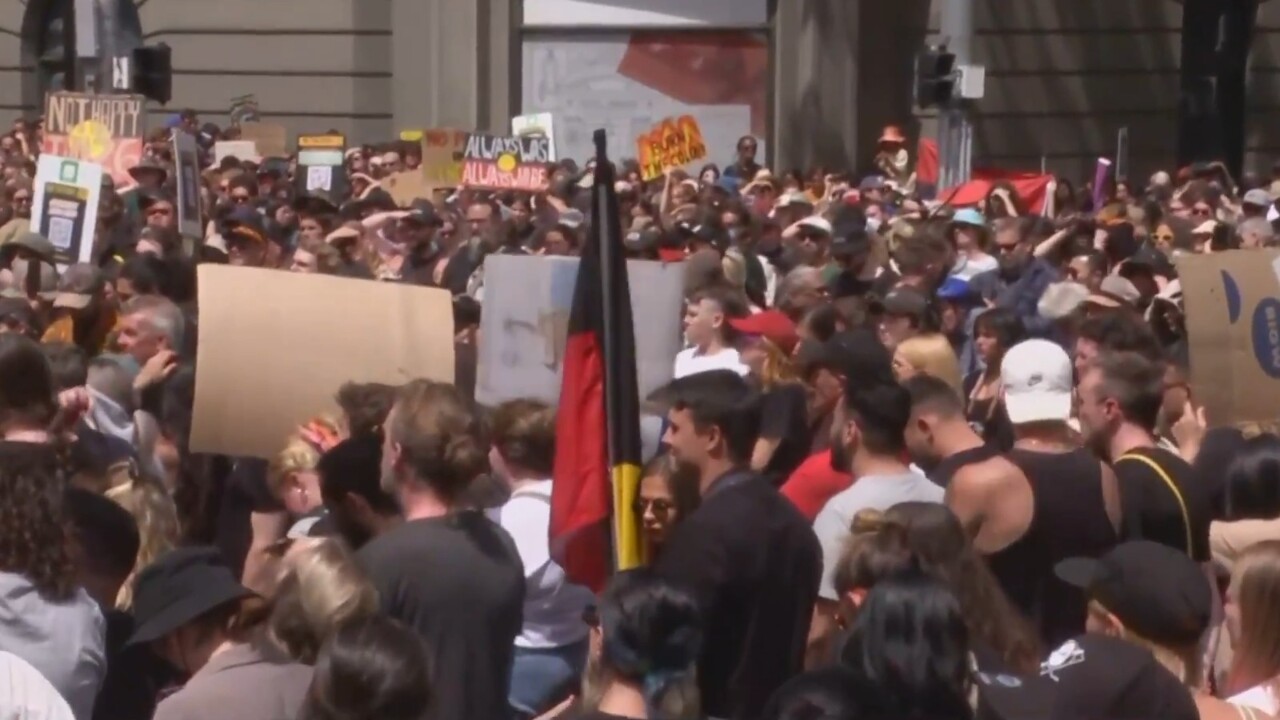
[655,471,821,719]
[93,611,179,720]
[1114,447,1212,562]
[963,371,1015,452]
[358,512,524,720]
[759,383,812,485]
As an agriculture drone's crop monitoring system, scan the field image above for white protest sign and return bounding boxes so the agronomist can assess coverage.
[214,140,259,164]
[476,254,684,406]
[30,154,102,267]
[511,112,557,162]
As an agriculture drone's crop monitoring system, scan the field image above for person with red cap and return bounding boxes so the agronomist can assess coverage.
[730,310,811,483]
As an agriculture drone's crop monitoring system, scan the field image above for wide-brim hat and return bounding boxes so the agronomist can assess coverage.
[126,546,254,647]
[128,157,169,181]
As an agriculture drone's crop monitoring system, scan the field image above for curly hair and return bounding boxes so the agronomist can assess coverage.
[0,443,76,601]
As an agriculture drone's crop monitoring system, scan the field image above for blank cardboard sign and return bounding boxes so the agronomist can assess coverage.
[191,265,455,458]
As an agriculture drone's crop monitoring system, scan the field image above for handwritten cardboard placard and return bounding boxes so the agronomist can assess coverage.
[192,265,455,458]
[635,115,708,181]
[239,122,288,158]
[421,128,468,188]
[461,134,551,191]
[384,171,428,207]
[42,92,145,187]
[213,140,259,164]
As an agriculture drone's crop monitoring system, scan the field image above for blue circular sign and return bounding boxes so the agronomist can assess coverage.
[1250,298,1280,378]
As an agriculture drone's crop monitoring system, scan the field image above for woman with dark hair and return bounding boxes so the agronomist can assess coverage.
[964,307,1026,450]
[0,443,105,720]
[760,666,885,720]
[839,571,973,720]
[0,333,58,442]
[697,164,721,187]
[579,569,702,720]
[1211,433,1280,574]
[300,616,431,720]
[634,453,700,562]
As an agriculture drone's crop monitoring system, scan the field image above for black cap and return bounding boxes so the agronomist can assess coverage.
[402,199,443,227]
[830,205,870,258]
[293,193,339,216]
[222,206,269,246]
[977,634,1198,720]
[1055,540,1211,645]
[127,547,254,646]
[796,328,895,386]
[678,220,729,253]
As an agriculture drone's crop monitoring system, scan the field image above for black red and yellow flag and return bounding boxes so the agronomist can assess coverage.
[550,130,644,592]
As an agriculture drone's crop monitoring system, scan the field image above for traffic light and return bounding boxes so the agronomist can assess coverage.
[132,43,172,104]
[916,46,957,109]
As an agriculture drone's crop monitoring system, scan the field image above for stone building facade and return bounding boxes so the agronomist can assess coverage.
[1,0,1278,182]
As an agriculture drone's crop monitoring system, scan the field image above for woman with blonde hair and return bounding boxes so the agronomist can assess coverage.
[106,461,180,609]
[892,333,963,394]
[1226,540,1280,715]
[729,310,812,482]
[269,538,378,665]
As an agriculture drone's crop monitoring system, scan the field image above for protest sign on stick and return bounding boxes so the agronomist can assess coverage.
[511,112,557,162]
[635,115,708,181]
[295,134,348,205]
[192,265,455,458]
[42,92,145,186]
[461,134,551,191]
[29,155,102,267]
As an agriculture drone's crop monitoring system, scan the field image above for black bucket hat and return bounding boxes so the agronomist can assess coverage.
[126,546,254,647]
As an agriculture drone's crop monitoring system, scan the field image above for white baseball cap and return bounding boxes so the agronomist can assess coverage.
[1001,339,1074,424]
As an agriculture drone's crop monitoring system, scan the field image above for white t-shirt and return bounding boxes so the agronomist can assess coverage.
[673,346,749,379]
[0,651,75,720]
[812,470,945,600]
[1231,683,1280,716]
[486,480,593,649]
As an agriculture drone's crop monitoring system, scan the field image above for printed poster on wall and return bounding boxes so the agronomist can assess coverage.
[461,134,551,191]
[511,112,558,162]
[476,255,684,406]
[42,92,145,187]
[635,115,708,181]
[173,130,203,245]
[522,31,766,165]
[29,155,102,266]
[420,128,468,188]
[295,134,348,205]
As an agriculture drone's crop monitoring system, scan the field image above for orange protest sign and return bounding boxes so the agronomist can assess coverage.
[421,128,468,188]
[635,115,708,181]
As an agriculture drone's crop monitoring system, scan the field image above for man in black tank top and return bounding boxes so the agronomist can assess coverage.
[901,375,1002,488]
[949,339,1123,649]
[1076,351,1212,561]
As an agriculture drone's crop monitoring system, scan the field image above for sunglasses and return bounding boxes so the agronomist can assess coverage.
[231,194,252,204]
[146,207,172,216]
[1154,233,1174,243]
[1191,207,1212,217]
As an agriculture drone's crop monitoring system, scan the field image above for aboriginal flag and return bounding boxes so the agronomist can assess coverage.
[550,130,644,592]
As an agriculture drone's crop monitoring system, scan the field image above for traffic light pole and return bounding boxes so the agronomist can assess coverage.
[938,0,975,190]
[73,0,102,92]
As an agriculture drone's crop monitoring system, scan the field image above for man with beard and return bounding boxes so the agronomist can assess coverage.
[316,434,400,549]
[0,183,32,245]
[808,379,941,663]
[651,370,820,719]
[969,217,1061,338]
[1075,351,1210,561]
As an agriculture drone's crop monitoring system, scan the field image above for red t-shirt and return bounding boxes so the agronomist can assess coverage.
[780,450,854,522]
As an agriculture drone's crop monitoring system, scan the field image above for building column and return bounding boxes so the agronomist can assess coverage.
[389,0,514,134]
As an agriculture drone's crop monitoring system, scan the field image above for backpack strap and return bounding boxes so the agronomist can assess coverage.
[1117,452,1192,556]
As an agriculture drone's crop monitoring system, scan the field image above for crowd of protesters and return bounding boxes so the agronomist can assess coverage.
[0,104,1278,720]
